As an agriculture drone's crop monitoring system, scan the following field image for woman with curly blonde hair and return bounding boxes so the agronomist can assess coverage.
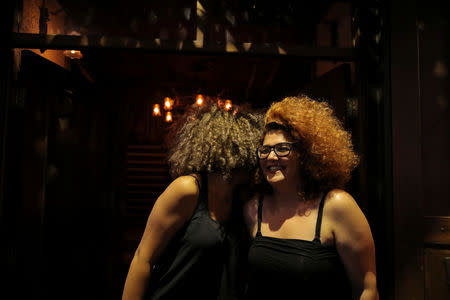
[244,96,378,300]
[122,99,263,300]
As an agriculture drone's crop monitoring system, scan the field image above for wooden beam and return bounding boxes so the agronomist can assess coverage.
[12,33,358,61]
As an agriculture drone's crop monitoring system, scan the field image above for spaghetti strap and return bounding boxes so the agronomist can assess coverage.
[188,173,207,206]
[256,195,263,237]
[190,174,201,190]
[313,192,328,244]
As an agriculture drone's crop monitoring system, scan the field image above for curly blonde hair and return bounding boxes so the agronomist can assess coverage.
[167,98,264,181]
[264,95,359,197]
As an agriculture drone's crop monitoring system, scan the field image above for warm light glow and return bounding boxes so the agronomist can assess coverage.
[164,97,174,110]
[153,104,161,116]
[217,97,223,108]
[195,94,204,106]
[63,50,83,59]
[165,111,173,122]
[224,99,232,111]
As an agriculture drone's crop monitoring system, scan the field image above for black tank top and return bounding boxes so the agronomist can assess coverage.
[246,193,352,300]
[146,174,244,300]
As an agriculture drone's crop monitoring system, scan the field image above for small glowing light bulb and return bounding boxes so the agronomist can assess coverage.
[165,111,173,122]
[196,94,204,106]
[164,97,173,110]
[153,104,161,116]
[224,99,232,111]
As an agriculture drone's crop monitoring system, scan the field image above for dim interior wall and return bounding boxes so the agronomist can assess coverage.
[20,0,66,35]
[3,50,123,299]
[417,3,450,300]
[20,0,69,69]
[392,0,450,299]
[315,2,352,78]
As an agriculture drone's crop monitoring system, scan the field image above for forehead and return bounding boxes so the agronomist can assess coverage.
[262,129,293,144]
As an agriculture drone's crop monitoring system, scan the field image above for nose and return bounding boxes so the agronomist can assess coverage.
[267,148,279,160]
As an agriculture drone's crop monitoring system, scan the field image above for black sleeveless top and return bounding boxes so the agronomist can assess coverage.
[146,174,245,300]
[246,193,352,300]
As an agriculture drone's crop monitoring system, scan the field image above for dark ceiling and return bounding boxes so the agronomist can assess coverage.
[53,0,348,105]
[78,49,313,106]
[56,0,338,42]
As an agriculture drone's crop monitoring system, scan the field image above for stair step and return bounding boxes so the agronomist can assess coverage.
[126,190,161,196]
[127,198,158,204]
[127,175,170,180]
[128,145,167,151]
[127,167,169,172]
[127,152,167,158]
[126,206,153,215]
[123,144,172,241]
[126,192,165,197]
[128,160,168,165]
[124,214,148,224]
[127,182,167,188]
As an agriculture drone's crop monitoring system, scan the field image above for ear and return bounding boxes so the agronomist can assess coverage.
[291,148,301,160]
[294,151,304,167]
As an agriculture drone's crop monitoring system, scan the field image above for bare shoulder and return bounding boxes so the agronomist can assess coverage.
[156,175,200,211]
[164,175,199,198]
[324,189,360,218]
[243,192,260,230]
[168,175,199,194]
[244,193,259,218]
[324,189,372,241]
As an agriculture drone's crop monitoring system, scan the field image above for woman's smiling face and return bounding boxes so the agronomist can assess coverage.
[259,129,300,187]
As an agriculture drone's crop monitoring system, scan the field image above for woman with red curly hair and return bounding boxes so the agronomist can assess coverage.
[244,96,378,300]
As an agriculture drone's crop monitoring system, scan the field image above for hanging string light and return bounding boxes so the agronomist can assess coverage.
[165,111,173,122]
[153,93,233,123]
[164,97,174,110]
[195,94,204,106]
[224,99,232,111]
[153,104,162,116]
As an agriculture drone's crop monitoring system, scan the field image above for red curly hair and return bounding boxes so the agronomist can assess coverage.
[264,95,359,197]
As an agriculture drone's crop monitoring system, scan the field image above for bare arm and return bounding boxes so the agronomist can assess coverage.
[121,176,199,300]
[327,190,378,300]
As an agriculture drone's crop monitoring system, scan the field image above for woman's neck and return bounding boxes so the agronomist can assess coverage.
[208,173,232,197]
[207,173,233,221]
[271,181,305,206]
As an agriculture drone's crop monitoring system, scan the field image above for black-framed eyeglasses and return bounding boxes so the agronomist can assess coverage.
[257,142,297,159]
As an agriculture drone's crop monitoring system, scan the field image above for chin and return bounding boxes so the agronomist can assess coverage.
[265,173,287,185]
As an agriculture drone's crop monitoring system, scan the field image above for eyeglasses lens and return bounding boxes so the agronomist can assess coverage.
[258,143,293,159]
